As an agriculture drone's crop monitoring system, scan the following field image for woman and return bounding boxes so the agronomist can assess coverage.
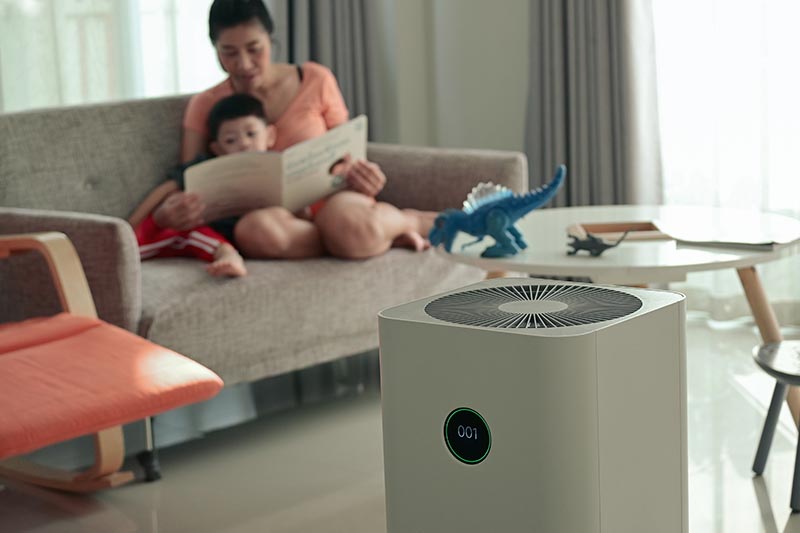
[153,0,433,259]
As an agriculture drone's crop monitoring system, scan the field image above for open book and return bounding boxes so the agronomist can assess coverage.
[185,115,367,220]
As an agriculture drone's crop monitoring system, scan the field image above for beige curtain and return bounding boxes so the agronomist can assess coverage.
[282,0,389,141]
[526,0,662,205]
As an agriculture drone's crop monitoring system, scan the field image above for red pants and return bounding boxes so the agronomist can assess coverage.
[308,199,327,218]
[135,215,229,262]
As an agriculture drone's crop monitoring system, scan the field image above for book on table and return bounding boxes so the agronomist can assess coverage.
[567,221,670,243]
[185,115,367,220]
[569,219,783,251]
[653,219,781,251]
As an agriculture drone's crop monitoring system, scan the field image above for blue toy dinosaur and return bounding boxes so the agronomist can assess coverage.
[429,164,566,258]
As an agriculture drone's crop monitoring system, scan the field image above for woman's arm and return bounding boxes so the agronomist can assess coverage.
[182,128,209,163]
[127,180,180,228]
[150,119,210,230]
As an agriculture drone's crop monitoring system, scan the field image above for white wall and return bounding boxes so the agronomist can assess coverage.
[391,0,530,151]
[392,0,434,146]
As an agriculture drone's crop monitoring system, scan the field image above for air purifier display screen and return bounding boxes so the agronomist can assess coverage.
[444,408,491,464]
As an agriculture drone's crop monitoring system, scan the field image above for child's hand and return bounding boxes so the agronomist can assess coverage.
[153,192,205,231]
[345,159,386,198]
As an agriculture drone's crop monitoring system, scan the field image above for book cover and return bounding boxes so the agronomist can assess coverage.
[185,115,368,220]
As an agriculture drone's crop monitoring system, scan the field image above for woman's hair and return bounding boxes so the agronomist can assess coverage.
[208,0,275,43]
[207,93,268,140]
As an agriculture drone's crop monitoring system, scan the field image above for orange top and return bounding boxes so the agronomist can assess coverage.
[183,62,349,152]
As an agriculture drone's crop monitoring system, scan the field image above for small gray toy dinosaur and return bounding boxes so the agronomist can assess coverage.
[567,231,630,257]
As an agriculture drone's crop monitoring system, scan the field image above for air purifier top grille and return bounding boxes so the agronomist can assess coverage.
[423,284,643,328]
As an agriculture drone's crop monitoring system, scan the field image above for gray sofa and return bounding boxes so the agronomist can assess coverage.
[0,95,527,388]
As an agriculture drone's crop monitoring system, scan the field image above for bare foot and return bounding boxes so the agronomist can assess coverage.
[391,231,431,252]
[207,244,247,277]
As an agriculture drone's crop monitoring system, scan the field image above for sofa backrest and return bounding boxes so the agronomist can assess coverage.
[0,95,189,219]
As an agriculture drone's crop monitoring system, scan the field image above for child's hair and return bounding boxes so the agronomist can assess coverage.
[207,93,268,140]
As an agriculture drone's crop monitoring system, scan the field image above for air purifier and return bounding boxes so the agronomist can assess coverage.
[379,277,686,533]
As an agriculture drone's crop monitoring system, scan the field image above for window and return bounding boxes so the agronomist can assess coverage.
[653,0,800,215]
[0,0,221,112]
[653,0,800,323]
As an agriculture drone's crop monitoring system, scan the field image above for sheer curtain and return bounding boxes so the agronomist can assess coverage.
[0,1,389,137]
[0,0,222,113]
[653,0,800,325]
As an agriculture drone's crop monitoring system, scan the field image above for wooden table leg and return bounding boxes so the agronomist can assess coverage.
[737,266,800,426]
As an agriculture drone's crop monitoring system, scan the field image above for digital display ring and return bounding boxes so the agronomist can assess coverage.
[444,407,491,465]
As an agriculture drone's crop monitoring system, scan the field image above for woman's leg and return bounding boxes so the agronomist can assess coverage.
[314,191,436,259]
[234,207,324,259]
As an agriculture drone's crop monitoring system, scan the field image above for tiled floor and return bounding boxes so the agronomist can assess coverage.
[2,312,800,532]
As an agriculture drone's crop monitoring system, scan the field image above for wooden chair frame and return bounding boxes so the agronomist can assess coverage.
[0,232,135,492]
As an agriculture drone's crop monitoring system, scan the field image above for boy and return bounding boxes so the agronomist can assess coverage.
[129,93,277,277]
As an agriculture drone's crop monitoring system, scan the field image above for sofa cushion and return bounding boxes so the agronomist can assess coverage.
[139,250,484,385]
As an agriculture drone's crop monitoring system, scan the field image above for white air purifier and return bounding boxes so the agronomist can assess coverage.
[379,277,687,533]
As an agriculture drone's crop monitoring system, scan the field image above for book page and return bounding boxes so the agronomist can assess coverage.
[183,115,367,218]
[281,115,368,213]
[185,152,283,221]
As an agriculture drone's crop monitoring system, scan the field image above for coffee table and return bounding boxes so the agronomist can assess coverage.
[440,205,800,420]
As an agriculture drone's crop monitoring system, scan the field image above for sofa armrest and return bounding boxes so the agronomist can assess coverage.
[368,143,528,211]
[0,208,141,331]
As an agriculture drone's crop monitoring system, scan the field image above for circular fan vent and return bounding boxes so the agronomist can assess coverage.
[424,285,643,329]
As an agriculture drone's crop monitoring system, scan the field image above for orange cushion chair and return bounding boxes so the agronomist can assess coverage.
[0,232,223,492]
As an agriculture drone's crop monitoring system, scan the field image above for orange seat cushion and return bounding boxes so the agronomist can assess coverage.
[0,313,223,460]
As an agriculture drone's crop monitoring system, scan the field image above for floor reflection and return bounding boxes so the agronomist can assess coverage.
[0,479,138,532]
[1,313,799,532]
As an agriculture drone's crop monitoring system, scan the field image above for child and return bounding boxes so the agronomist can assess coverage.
[129,93,277,277]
